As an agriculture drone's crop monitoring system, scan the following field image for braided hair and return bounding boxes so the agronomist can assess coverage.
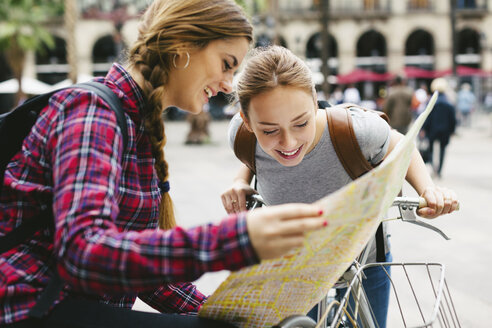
[126,0,252,229]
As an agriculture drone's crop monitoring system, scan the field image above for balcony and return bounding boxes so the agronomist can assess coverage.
[455,0,488,18]
[407,0,436,12]
[78,0,148,19]
[277,0,392,21]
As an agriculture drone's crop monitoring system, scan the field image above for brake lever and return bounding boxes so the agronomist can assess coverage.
[246,194,265,210]
[391,197,451,240]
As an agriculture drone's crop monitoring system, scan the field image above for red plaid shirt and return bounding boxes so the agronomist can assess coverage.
[0,63,258,325]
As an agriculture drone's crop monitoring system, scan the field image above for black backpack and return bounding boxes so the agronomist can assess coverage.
[0,81,128,317]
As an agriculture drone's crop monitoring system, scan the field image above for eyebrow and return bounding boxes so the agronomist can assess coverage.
[258,112,308,126]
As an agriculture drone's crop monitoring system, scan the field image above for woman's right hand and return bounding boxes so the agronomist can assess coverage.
[246,204,327,260]
[221,179,257,214]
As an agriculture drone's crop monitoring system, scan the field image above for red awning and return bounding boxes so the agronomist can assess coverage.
[403,66,437,79]
[404,66,491,79]
[451,66,489,77]
[337,69,395,84]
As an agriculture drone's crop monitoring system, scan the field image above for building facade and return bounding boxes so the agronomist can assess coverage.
[2,0,492,105]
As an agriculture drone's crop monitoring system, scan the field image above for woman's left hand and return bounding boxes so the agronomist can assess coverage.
[416,186,459,219]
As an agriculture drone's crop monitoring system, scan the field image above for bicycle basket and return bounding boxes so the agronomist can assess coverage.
[328,263,461,328]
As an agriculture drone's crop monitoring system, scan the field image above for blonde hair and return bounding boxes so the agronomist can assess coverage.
[127,0,252,229]
[237,46,316,118]
[431,78,448,93]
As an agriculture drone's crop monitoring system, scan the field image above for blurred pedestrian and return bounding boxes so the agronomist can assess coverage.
[185,103,211,144]
[383,76,413,134]
[343,83,361,104]
[329,86,343,105]
[414,83,430,116]
[456,82,476,127]
[423,78,457,178]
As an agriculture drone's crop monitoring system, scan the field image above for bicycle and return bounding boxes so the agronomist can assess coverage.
[247,195,461,328]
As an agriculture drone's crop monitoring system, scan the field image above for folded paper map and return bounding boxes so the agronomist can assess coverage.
[199,92,438,328]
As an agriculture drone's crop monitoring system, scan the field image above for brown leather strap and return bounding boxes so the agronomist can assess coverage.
[234,103,389,178]
[234,122,257,173]
[326,105,375,179]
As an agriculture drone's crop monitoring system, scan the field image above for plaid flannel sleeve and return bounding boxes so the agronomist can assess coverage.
[48,90,259,301]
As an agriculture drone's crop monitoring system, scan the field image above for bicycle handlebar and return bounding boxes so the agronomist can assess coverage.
[246,195,457,240]
[392,196,460,211]
[390,196,459,240]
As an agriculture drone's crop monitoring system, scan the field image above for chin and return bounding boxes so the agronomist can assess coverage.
[181,103,203,115]
[276,156,303,167]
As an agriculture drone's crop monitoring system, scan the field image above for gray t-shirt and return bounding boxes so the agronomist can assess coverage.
[228,107,391,263]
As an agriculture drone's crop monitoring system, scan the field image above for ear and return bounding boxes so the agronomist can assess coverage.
[240,111,253,132]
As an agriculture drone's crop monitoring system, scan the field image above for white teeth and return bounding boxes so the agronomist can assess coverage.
[204,87,212,98]
[280,148,299,156]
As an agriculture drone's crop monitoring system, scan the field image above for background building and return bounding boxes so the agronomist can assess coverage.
[1,0,492,113]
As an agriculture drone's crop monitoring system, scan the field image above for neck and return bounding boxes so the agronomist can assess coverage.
[126,64,171,108]
[306,108,326,154]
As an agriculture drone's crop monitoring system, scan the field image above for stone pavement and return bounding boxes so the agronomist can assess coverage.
[134,112,492,327]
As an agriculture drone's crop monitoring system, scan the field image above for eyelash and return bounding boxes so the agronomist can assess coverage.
[224,60,232,71]
[262,121,308,135]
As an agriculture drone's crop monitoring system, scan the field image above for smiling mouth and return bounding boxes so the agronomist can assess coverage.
[276,145,302,159]
[204,86,212,98]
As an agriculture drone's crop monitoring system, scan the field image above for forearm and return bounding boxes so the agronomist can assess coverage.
[234,164,254,185]
[405,147,435,195]
[56,213,259,296]
[385,129,434,195]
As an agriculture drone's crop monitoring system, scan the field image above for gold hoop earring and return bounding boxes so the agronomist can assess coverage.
[173,52,190,69]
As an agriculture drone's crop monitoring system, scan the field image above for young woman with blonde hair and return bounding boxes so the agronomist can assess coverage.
[222,46,459,327]
[0,3,327,327]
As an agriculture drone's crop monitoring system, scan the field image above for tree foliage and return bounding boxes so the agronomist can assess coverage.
[0,0,63,53]
[0,0,63,102]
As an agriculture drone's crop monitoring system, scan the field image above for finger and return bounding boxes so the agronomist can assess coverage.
[441,189,454,214]
[421,188,438,210]
[449,190,459,212]
[265,203,323,221]
[221,195,233,214]
[277,217,328,236]
[224,196,237,214]
[229,198,238,213]
[236,192,248,212]
[422,187,444,217]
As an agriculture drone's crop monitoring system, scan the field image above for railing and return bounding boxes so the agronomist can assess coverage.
[278,0,391,19]
[407,0,435,12]
[78,0,148,19]
[455,0,488,17]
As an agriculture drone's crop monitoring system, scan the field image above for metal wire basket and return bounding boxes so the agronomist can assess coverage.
[326,263,461,328]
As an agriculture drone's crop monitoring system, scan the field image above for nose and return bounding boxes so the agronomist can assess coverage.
[279,130,297,149]
[219,74,234,94]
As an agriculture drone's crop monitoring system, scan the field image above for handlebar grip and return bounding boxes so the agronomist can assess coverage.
[418,197,460,210]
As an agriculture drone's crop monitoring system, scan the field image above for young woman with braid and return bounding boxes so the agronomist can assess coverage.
[0,2,327,327]
[221,46,459,328]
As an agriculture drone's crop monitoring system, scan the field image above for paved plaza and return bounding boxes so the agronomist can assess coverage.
[134,110,492,327]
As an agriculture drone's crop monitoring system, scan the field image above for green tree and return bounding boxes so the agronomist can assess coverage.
[236,0,267,16]
[0,0,63,103]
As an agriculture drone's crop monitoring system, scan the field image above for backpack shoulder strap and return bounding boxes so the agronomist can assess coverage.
[321,102,388,262]
[324,103,380,180]
[233,121,257,174]
[74,81,128,151]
